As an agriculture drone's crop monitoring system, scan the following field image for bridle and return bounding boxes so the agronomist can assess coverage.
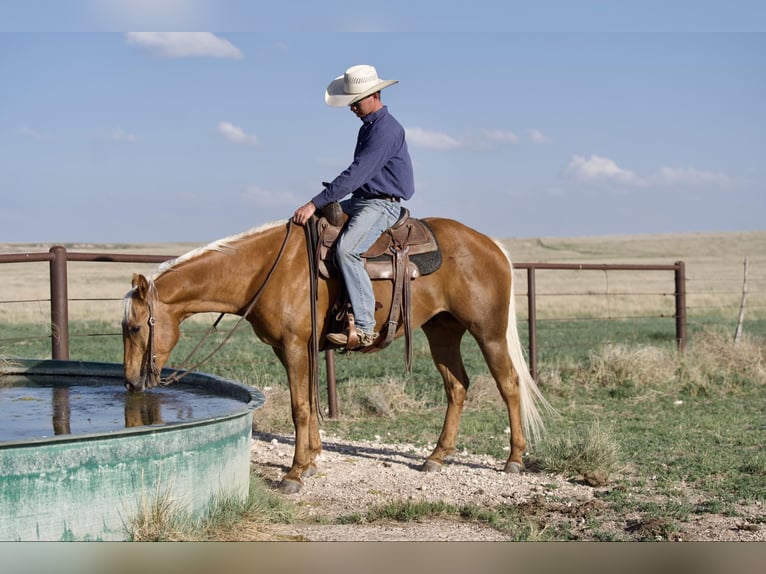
[136,221,295,387]
[141,279,162,387]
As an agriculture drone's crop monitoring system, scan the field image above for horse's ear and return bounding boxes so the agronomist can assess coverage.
[132,273,150,300]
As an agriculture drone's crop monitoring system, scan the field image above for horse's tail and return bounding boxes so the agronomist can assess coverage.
[494,240,555,445]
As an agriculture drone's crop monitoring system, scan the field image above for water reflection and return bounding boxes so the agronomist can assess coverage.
[124,392,165,428]
[52,387,71,435]
[50,387,166,434]
[1,376,246,442]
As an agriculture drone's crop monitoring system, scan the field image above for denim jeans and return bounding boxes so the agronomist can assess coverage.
[335,196,403,334]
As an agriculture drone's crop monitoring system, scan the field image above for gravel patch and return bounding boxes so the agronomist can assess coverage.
[249,431,764,542]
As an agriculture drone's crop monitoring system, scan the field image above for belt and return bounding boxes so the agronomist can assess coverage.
[378,195,401,202]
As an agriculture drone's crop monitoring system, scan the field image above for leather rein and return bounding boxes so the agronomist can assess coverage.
[142,221,295,387]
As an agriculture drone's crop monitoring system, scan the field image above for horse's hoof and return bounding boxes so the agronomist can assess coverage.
[503,461,524,474]
[301,464,318,479]
[278,478,303,494]
[421,459,443,473]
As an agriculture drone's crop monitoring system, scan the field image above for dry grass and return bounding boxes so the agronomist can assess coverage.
[1,231,764,325]
[675,329,766,396]
[0,241,195,324]
[251,377,427,434]
[541,327,766,399]
[125,473,296,542]
[126,482,190,542]
[501,230,766,321]
[534,421,623,482]
[251,385,296,435]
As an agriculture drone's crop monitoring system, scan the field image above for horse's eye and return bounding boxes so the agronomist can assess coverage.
[130,325,141,335]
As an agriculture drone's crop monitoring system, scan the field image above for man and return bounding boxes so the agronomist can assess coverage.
[292,64,415,348]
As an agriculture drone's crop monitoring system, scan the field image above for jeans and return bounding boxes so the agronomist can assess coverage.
[335,196,403,334]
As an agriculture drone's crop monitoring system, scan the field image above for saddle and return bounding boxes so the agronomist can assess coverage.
[307,202,442,370]
[315,205,441,281]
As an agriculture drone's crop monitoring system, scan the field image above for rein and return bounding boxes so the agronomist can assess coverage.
[146,221,295,386]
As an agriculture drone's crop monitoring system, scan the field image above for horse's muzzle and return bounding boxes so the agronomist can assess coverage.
[124,370,158,392]
[124,376,146,392]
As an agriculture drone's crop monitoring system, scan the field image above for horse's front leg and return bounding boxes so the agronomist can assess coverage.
[274,344,322,494]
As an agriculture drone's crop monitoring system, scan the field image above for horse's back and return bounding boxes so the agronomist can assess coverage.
[422,217,511,274]
[409,217,514,326]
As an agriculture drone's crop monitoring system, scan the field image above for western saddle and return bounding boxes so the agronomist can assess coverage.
[306,202,441,371]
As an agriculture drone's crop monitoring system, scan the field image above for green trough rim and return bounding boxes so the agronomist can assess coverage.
[0,358,265,448]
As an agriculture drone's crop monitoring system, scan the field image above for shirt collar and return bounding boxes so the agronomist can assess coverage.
[361,105,388,125]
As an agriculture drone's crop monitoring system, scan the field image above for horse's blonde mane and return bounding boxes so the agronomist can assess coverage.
[154,220,287,278]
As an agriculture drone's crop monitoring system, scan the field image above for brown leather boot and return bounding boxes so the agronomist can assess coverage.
[326,328,378,348]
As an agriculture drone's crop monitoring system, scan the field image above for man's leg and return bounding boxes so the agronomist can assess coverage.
[330,198,401,343]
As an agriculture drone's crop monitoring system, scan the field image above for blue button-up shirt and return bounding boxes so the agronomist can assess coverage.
[312,106,415,209]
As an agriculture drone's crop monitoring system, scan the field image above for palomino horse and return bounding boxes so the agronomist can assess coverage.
[122,217,550,493]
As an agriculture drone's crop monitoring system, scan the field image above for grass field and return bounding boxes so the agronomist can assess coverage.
[1,230,765,540]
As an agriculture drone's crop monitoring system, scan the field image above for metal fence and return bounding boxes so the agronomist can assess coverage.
[514,261,686,378]
[0,246,170,360]
[0,246,693,417]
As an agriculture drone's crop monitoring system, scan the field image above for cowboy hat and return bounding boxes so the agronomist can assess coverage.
[324,64,398,107]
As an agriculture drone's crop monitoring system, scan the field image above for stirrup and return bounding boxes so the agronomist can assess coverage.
[326,328,378,349]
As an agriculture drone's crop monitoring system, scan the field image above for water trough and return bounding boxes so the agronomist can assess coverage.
[0,358,264,541]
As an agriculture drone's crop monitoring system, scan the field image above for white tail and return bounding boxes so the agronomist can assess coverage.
[495,241,555,445]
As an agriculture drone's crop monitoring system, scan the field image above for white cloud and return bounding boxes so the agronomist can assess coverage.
[218,122,258,146]
[108,128,138,142]
[480,129,518,144]
[18,126,48,140]
[655,166,732,188]
[565,154,645,186]
[564,155,734,192]
[125,32,243,59]
[528,129,551,144]
[242,185,300,206]
[406,127,461,151]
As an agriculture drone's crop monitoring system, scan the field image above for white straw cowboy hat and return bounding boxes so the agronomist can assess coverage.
[324,64,398,107]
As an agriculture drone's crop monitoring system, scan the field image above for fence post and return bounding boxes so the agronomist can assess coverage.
[674,260,687,352]
[326,350,338,418]
[526,267,538,381]
[49,245,70,360]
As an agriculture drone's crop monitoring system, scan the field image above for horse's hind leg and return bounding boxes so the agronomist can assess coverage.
[476,337,527,473]
[421,314,469,472]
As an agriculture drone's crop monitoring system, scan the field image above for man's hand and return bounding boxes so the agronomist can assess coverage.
[292,201,317,226]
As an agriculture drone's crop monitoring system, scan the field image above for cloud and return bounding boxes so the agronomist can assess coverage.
[218,122,258,145]
[655,166,732,188]
[18,126,48,140]
[480,129,518,144]
[241,185,300,206]
[406,127,461,151]
[565,154,645,186]
[108,128,138,142]
[125,32,243,59]
[565,155,734,192]
[528,129,551,144]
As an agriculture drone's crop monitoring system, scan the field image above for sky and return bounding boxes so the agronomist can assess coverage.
[1,2,765,244]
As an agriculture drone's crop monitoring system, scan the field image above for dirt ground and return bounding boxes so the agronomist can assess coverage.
[249,431,764,542]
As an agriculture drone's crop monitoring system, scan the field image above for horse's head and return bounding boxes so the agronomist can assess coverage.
[122,273,179,392]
